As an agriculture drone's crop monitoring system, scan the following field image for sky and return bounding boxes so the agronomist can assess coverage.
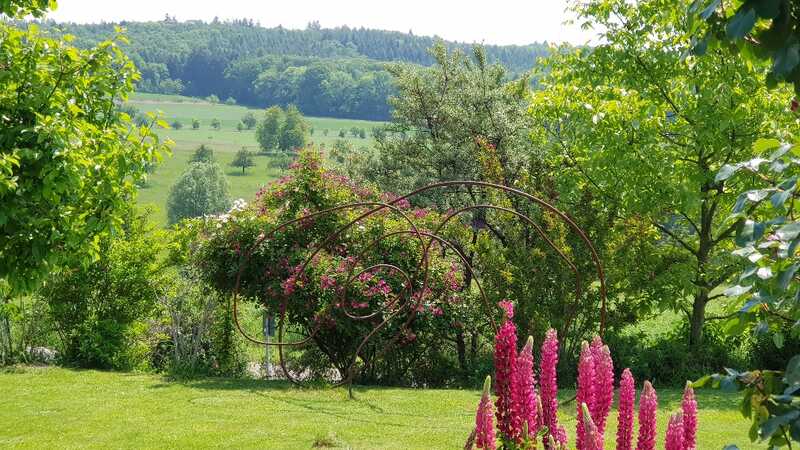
[46,0,598,46]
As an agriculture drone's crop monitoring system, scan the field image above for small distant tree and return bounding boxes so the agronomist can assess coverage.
[241,112,257,130]
[350,126,360,138]
[323,129,329,137]
[190,144,215,163]
[206,94,220,104]
[191,118,200,129]
[279,105,309,151]
[167,162,231,224]
[236,122,244,132]
[210,118,221,130]
[224,97,236,105]
[230,148,255,174]
[338,129,346,138]
[358,128,366,139]
[171,120,183,130]
[309,127,315,136]
[256,106,283,152]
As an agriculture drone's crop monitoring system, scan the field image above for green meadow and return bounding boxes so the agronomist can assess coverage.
[0,367,756,449]
[129,93,384,226]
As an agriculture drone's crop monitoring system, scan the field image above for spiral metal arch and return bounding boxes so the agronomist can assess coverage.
[231,181,607,387]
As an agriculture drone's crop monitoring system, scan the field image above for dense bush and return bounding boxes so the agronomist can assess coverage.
[167,162,231,225]
[41,212,166,370]
[183,149,487,385]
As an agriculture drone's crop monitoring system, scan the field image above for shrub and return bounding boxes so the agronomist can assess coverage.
[171,120,183,130]
[206,94,219,104]
[186,149,481,385]
[189,144,215,164]
[241,112,257,130]
[191,118,200,129]
[210,118,221,130]
[41,211,165,370]
[224,96,236,105]
[167,162,231,224]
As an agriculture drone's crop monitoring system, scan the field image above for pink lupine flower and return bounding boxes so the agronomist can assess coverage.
[514,336,539,437]
[616,368,636,450]
[636,381,658,450]
[576,341,596,450]
[682,382,697,450]
[498,300,514,318]
[494,301,521,441]
[591,337,615,434]
[581,403,604,450]
[665,412,684,450]
[554,425,569,449]
[540,328,561,446]
[475,376,496,449]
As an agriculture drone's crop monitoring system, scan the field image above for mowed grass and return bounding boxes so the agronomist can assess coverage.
[0,367,756,449]
[129,93,384,226]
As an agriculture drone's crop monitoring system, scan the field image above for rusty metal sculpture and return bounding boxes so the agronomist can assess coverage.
[231,181,606,387]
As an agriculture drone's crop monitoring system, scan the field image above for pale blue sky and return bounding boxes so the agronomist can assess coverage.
[47,0,597,45]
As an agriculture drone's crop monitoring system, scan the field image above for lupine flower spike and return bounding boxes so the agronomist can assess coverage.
[636,381,658,450]
[494,300,520,441]
[475,376,496,450]
[540,328,560,445]
[682,382,697,450]
[581,403,605,450]
[616,368,635,450]
[665,412,684,450]
[590,337,615,434]
[514,336,538,438]
[576,341,596,450]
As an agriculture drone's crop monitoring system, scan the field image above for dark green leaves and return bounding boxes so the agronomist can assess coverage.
[727,8,757,40]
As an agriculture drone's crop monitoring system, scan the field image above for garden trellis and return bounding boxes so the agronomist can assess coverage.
[229,180,608,388]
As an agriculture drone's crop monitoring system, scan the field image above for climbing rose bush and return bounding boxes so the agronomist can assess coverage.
[468,301,699,450]
[182,149,480,384]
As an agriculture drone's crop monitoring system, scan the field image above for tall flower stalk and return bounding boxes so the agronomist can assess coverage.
[591,337,614,434]
[494,301,521,442]
[576,341,596,450]
[475,376,496,450]
[616,368,635,450]
[540,328,560,446]
[665,412,684,450]
[514,336,538,438]
[636,381,658,450]
[581,403,605,450]
[682,383,697,450]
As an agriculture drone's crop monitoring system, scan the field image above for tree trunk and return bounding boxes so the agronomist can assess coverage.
[689,290,708,347]
[455,331,466,371]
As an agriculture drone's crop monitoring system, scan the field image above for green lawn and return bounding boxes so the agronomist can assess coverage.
[0,367,756,449]
[129,93,384,226]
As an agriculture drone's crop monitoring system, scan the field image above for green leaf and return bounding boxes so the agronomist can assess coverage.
[773,43,800,76]
[716,164,739,182]
[786,354,800,386]
[724,284,752,297]
[753,138,781,153]
[726,8,757,40]
[700,0,721,20]
[778,263,799,291]
[776,222,800,241]
[773,332,785,349]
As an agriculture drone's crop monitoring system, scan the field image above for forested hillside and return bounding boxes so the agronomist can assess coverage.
[29,19,550,120]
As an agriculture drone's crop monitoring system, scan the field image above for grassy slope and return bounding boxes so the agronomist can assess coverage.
[129,93,383,226]
[0,367,755,449]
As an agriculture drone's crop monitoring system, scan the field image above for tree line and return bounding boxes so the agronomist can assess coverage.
[27,19,550,120]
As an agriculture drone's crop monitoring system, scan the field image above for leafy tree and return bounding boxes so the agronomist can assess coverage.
[690,0,800,93]
[189,144,215,163]
[529,0,793,348]
[323,128,329,137]
[210,118,221,130]
[0,0,54,17]
[0,18,168,295]
[279,105,309,151]
[191,118,200,129]
[338,129,346,138]
[206,94,220,104]
[167,162,231,224]
[230,148,255,174]
[256,106,283,152]
[698,139,800,448]
[224,96,236,105]
[171,120,183,130]
[241,112,257,130]
[236,121,244,132]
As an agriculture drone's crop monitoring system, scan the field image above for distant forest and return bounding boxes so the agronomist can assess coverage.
[31,18,550,120]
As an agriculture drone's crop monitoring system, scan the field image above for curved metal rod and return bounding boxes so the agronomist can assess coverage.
[388,181,607,334]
